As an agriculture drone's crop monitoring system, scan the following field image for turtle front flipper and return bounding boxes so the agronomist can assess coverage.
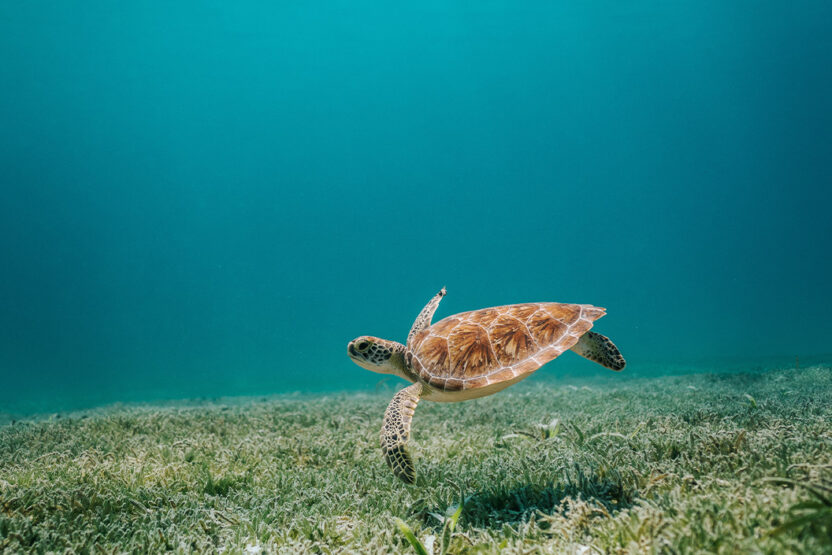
[381,382,423,484]
[407,287,446,346]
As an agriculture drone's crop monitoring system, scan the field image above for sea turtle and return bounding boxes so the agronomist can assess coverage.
[347,287,626,484]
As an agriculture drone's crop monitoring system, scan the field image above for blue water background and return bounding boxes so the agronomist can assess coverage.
[1,2,830,414]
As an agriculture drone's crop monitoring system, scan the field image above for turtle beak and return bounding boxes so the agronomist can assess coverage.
[348,341,358,357]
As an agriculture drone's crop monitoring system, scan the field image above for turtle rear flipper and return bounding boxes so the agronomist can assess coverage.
[570,331,626,371]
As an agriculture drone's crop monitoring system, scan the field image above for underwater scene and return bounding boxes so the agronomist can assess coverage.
[1,1,830,553]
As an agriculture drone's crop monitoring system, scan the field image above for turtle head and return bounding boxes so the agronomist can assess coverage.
[347,336,407,376]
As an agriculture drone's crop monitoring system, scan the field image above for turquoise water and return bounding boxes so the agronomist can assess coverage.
[1,2,830,415]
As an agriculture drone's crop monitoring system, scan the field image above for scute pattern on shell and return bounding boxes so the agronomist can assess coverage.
[407,303,605,391]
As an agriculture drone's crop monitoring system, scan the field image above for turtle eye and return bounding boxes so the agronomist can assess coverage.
[358,341,369,350]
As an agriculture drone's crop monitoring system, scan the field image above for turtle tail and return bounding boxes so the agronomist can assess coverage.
[571,331,626,371]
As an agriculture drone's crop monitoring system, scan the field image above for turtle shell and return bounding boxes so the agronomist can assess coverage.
[406,303,605,391]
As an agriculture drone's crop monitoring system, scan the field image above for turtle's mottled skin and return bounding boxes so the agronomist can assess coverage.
[347,288,626,483]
